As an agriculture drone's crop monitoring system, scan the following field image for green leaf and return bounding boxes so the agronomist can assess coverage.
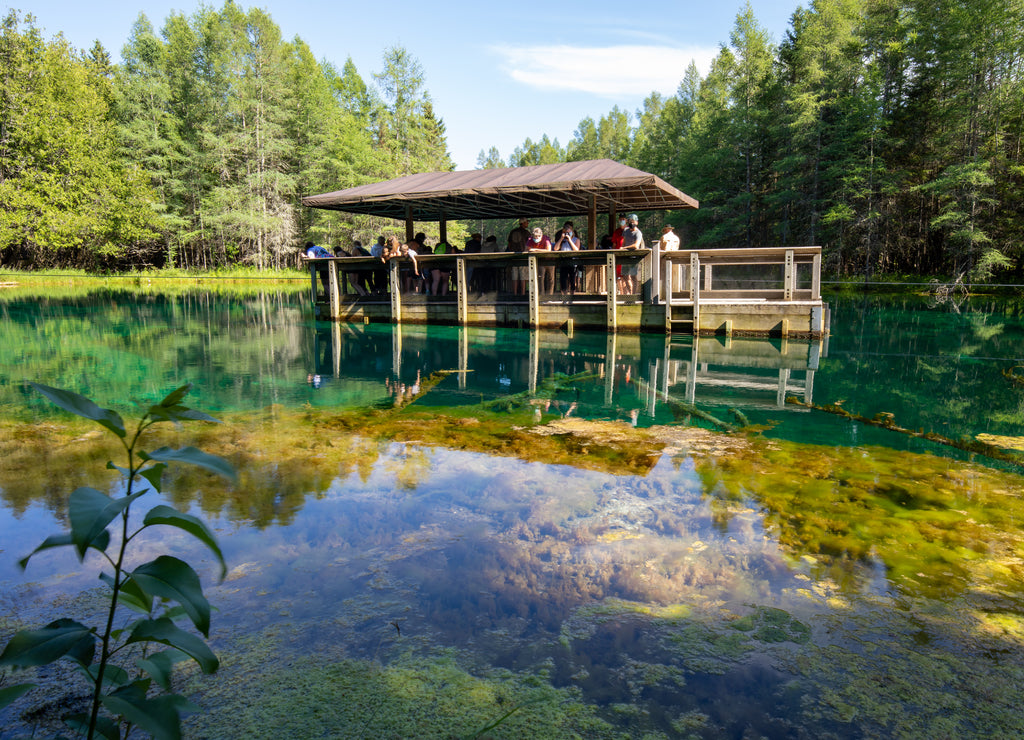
[69,487,145,560]
[126,618,218,674]
[145,446,236,483]
[136,650,178,691]
[147,404,221,425]
[29,382,126,438]
[0,683,35,711]
[140,463,168,493]
[100,682,194,740]
[101,572,154,614]
[64,712,120,740]
[0,619,95,668]
[18,533,74,570]
[131,556,211,635]
[106,461,130,476]
[79,662,131,689]
[143,505,227,580]
[158,383,192,408]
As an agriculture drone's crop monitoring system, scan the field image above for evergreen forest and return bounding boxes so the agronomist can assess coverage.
[1,0,1023,280]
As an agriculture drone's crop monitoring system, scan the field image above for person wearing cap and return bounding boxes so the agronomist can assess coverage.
[507,217,531,294]
[660,224,681,297]
[620,214,644,295]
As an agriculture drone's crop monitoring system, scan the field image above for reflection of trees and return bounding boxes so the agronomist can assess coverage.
[0,290,308,415]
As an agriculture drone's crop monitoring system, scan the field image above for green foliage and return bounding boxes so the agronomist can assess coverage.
[0,382,234,739]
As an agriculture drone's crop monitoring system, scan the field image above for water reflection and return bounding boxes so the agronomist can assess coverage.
[309,322,824,425]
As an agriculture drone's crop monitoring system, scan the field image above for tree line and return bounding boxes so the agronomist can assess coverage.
[484,0,1024,281]
[0,4,450,270]
[2,1,1023,279]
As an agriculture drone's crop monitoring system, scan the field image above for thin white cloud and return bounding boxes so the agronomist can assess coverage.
[492,44,717,97]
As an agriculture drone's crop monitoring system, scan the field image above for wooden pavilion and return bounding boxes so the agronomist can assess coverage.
[301,160,828,338]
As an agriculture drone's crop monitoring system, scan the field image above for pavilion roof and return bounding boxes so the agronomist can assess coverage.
[301,159,698,220]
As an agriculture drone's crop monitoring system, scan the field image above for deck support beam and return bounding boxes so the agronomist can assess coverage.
[606,252,617,331]
[528,255,539,327]
[328,260,341,320]
[689,252,700,336]
[456,257,468,325]
[390,258,402,323]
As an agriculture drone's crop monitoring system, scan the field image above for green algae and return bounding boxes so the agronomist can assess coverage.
[183,627,633,740]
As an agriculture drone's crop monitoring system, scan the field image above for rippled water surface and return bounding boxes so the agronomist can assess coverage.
[1,286,1023,738]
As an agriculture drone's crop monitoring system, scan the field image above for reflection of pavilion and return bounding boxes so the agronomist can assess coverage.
[312,322,824,417]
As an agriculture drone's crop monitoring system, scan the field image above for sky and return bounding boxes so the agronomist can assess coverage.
[17,0,802,172]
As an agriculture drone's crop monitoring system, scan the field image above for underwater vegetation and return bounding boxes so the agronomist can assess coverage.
[3,378,1024,738]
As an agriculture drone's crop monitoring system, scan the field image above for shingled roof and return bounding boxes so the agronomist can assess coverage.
[301,159,698,220]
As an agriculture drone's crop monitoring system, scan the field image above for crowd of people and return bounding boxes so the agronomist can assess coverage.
[302,216,680,297]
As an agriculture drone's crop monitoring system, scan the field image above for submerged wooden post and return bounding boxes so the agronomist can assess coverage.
[776,368,791,407]
[606,252,617,331]
[456,256,468,325]
[391,323,402,377]
[528,255,539,327]
[685,340,698,404]
[389,258,402,323]
[529,329,538,394]
[332,321,342,377]
[604,332,616,405]
[458,326,468,390]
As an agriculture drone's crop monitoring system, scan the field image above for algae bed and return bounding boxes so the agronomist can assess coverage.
[1,290,1024,738]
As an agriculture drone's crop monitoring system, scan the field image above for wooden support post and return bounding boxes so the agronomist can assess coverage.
[661,337,670,399]
[456,257,468,325]
[704,263,713,293]
[664,255,674,332]
[528,255,539,327]
[647,360,658,417]
[405,206,414,243]
[804,369,815,406]
[780,318,790,339]
[812,251,821,300]
[784,249,795,300]
[389,258,402,323]
[439,210,447,245]
[587,194,597,250]
[648,239,660,305]
[606,252,617,331]
[308,262,318,315]
[689,252,700,336]
[566,318,574,337]
[328,260,341,320]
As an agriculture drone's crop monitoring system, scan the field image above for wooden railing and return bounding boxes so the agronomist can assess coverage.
[306,245,823,329]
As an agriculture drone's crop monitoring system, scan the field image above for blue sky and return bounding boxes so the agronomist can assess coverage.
[18,0,802,171]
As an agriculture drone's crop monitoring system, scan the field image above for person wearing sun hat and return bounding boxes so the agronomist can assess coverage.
[619,214,644,294]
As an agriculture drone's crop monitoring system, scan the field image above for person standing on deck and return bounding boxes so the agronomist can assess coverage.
[507,217,531,295]
[303,241,332,294]
[528,226,554,294]
[620,215,644,295]
[552,221,581,295]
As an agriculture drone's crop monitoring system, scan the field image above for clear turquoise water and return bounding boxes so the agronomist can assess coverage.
[1,288,1023,739]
